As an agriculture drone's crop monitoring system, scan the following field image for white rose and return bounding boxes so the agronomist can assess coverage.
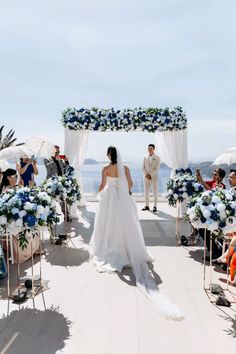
[207,204,215,211]
[203,210,211,219]
[216,203,226,212]
[11,207,20,215]
[37,206,45,214]
[212,196,221,204]
[19,210,27,218]
[24,202,33,211]
[16,218,23,228]
[0,215,7,225]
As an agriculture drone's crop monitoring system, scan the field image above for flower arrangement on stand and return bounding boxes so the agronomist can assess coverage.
[40,172,81,206]
[0,187,58,249]
[166,168,204,207]
[187,188,236,237]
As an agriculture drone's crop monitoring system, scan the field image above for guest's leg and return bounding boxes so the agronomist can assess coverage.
[151,176,158,208]
[144,178,150,207]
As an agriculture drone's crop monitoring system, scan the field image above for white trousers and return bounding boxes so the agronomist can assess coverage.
[144,175,158,207]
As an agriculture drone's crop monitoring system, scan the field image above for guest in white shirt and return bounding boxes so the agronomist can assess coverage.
[142,144,160,212]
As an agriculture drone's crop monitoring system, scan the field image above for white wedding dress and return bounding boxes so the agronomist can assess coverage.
[90,151,184,321]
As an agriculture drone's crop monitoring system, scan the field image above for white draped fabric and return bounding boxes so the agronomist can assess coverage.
[155,129,188,177]
[64,129,89,208]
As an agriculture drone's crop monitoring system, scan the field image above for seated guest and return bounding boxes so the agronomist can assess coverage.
[196,168,226,190]
[0,168,18,194]
[16,156,38,187]
[196,168,226,261]
[0,168,40,263]
[44,145,69,179]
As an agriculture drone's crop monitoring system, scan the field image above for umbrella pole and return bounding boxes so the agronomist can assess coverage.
[36,141,45,159]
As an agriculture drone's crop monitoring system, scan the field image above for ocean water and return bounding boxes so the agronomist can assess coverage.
[34,162,171,193]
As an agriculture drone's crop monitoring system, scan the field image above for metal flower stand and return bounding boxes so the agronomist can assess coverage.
[175,201,182,245]
[175,201,192,245]
[50,201,72,245]
[203,228,236,304]
[3,230,45,304]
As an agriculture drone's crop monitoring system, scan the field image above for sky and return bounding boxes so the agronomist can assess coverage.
[0,0,236,162]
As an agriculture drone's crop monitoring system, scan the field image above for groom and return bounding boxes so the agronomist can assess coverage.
[142,144,160,212]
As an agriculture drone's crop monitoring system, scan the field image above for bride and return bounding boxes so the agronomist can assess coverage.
[90,146,184,320]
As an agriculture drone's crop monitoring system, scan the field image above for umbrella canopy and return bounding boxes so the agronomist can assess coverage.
[0,145,34,163]
[212,146,236,165]
[24,137,55,159]
[0,159,11,171]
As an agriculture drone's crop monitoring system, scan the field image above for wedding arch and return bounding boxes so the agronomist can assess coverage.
[62,106,188,206]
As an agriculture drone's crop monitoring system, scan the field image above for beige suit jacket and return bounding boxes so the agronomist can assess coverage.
[143,154,160,178]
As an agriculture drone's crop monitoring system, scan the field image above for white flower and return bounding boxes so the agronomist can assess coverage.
[11,207,20,215]
[203,209,211,219]
[0,215,7,225]
[212,196,221,204]
[16,218,23,228]
[173,193,179,200]
[219,211,227,219]
[225,193,233,201]
[207,204,215,211]
[19,210,27,218]
[24,202,33,211]
[37,205,44,214]
[182,192,188,199]
[216,203,226,212]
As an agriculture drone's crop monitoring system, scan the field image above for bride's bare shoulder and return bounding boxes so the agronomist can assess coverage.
[102,164,110,172]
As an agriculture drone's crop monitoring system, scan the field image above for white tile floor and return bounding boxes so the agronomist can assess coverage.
[0,202,236,354]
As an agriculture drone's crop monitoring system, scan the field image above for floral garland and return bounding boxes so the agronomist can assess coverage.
[0,187,58,249]
[167,168,204,206]
[187,189,236,237]
[62,106,187,132]
[40,172,81,206]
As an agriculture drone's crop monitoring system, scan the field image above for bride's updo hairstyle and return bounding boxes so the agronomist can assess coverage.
[107,146,117,165]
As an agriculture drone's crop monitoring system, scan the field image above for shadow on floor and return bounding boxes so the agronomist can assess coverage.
[0,307,71,354]
[0,256,41,300]
[45,246,90,268]
[117,263,162,287]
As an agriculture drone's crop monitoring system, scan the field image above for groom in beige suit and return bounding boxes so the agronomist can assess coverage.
[142,144,160,212]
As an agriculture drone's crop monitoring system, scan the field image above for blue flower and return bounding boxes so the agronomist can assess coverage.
[25,215,37,227]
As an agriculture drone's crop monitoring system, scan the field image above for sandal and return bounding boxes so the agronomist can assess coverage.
[215,292,231,307]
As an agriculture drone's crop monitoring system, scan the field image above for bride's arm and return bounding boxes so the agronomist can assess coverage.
[125,166,133,191]
[98,167,107,192]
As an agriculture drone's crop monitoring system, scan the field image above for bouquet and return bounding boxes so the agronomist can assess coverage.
[187,188,236,237]
[40,172,81,206]
[0,187,58,249]
[167,168,204,206]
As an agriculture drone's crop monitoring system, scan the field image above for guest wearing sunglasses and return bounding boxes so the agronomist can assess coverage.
[196,168,226,190]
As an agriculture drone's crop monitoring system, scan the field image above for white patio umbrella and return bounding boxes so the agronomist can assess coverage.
[0,159,11,171]
[212,146,236,165]
[24,136,55,159]
[0,145,34,163]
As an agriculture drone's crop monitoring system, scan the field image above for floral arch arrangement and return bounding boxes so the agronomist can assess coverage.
[62,106,187,132]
